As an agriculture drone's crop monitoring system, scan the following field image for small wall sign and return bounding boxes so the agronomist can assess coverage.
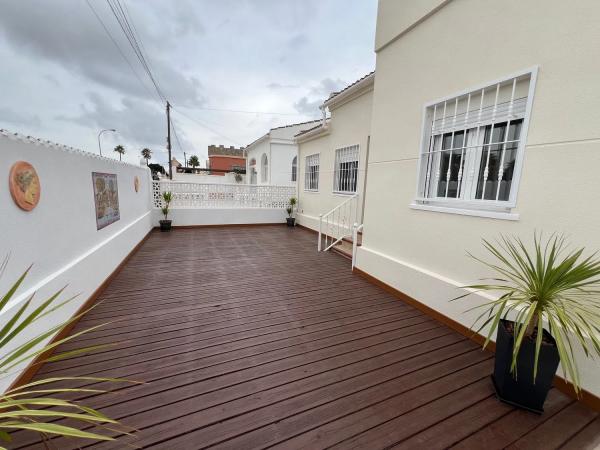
[134,176,140,192]
[9,161,41,211]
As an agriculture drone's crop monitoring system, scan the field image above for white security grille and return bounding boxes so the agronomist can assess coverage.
[305,154,319,191]
[416,68,537,208]
[152,181,294,209]
[333,145,359,193]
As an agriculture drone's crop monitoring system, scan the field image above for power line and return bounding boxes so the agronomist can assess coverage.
[105,0,166,102]
[85,0,161,104]
[172,107,244,147]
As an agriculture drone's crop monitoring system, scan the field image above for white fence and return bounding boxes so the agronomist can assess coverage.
[153,181,295,209]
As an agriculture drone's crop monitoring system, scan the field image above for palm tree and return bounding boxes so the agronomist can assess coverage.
[113,145,125,161]
[188,155,200,168]
[141,148,152,166]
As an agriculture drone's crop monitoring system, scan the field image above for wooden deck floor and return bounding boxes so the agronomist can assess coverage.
[13,226,599,449]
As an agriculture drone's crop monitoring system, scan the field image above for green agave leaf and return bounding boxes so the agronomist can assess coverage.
[0,421,115,440]
[0,409,116,424]
[0,265,32,313]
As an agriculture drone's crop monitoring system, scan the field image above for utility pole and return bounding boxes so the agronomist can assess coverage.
[184,152,187,168]
[166,101,172,180]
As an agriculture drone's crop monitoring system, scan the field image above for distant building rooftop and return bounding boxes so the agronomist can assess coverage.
[208,145,245,158]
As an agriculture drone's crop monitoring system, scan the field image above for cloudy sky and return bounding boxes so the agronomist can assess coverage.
[0,0,377,166]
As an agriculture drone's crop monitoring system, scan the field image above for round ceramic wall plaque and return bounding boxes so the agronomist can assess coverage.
[9,161,41,211]
[134,176,140,192]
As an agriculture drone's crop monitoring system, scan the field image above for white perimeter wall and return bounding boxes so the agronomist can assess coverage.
[154,208,286,226]
[173,171,246,184]
[359,0,600,395]
[297,89,373,231]
[0,133,153,391]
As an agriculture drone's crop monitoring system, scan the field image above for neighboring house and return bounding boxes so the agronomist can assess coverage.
[353,0,600,393]
[245,120,321,186]
[208,144,245,176]
[295,72,374,233]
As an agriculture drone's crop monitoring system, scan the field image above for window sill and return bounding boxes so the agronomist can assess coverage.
[304,189,319,193]
[332,191,357,196]
[409,203,519,221]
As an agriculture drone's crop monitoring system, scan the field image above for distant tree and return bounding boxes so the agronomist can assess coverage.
[188,155,200,168]
[141,148,152,165]
[148,163,166,175]
[114,144,125,161]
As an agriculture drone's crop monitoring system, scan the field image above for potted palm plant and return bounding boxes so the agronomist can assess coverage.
[286,197,297,227]
[160,191,173,232]
[456,234,600,413]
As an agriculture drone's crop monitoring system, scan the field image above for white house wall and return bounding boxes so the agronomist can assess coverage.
[358,0,600,395]
[246,139,270,185]
[269,142,296,186]
[297,89,373,231]
[0,133,153,391]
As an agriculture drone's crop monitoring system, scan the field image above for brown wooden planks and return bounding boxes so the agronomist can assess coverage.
[12,226,598,450]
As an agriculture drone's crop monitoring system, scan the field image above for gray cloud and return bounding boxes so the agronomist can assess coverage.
[294,77,347,115]
[57,92,192,154]
[0,107,42,128]
[0,0,377,164]
[267,82,300,90]
[0,0,206,107]
[287,33,309,50]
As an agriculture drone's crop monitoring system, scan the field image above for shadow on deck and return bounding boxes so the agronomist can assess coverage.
[12,226,599,449]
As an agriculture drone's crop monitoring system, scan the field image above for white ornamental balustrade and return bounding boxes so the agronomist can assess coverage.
[152,181,295,209]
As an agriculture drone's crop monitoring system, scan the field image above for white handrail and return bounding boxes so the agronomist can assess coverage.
[352,223,364,270]
[318,193,359,252]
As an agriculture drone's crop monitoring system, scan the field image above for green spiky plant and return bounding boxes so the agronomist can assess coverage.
[161,191,173,221]
[0,258,135,448]
[456,234,600,394]
[287,197,297,218]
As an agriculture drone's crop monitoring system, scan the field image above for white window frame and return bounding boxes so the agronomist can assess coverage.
[333,144,360,195]
[412,66,538,220]
[304,153,320,192]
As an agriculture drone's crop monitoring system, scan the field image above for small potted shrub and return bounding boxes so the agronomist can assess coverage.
[456,234,600,413]
[160,191,173,232]
[234,170,243,183]
[286,197,297,227]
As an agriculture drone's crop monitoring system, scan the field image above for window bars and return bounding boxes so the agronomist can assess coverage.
[333,145,359,194]
[305,154,320,191]
[416,68,537,209]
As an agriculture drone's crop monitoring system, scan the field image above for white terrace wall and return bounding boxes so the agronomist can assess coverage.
[358,0,600,395]
[152,181,293,226]
[0,131,153,391]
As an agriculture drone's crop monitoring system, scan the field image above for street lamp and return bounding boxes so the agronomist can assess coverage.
[97,129,116,156]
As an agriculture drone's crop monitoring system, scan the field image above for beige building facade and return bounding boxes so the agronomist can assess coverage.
[296,73,374,233]
[356,0,600,395]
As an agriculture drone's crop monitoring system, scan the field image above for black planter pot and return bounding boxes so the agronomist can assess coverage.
[286,217,295,227]
[492,319,560,414]
[159,220,172,232]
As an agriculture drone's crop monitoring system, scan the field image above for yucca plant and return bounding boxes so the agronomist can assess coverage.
[159,191,173,231]
[0,258,134,448]
[456,234,600,410]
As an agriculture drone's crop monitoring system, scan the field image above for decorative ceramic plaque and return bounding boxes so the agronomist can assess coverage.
[92,172,120,230]
[134,175,140,192]
[9,161,41,211]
